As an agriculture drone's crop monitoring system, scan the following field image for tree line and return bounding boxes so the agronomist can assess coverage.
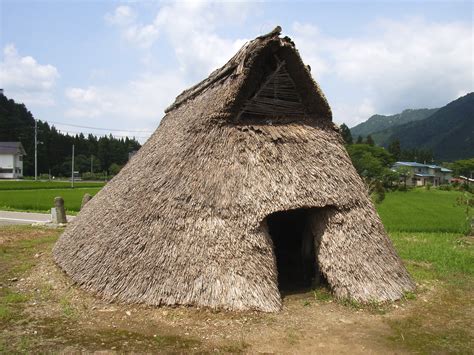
[0,94,141,178]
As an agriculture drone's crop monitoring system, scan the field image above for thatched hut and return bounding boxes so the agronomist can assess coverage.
[53,27,414,312]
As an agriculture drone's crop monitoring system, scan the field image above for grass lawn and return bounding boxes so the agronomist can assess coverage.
[0,188,102,214]
[375,188,473,353]
[376,188,471,234]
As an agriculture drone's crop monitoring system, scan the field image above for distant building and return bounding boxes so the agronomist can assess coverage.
[392,161,452,187]
[452,176,474,185]
[0,142,26,179]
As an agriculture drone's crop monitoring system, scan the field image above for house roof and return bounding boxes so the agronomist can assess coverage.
[53,27,414,312]
[393,161,452,172]
[415,173,435,177]
[395,161,427,168]
[0,142,26,155]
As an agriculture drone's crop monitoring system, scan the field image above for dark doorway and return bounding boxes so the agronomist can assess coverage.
[266,208,316,292]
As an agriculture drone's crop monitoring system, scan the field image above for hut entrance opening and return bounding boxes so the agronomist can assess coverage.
[266,208,321,293]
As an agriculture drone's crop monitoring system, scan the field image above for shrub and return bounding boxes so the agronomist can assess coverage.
[397,185,408,192]
[439,184,452,191]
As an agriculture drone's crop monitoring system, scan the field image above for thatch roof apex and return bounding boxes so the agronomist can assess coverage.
[165,27,331,121]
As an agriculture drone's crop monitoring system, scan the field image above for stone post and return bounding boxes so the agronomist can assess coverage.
[53,197,67,224]
[81,193,92,210]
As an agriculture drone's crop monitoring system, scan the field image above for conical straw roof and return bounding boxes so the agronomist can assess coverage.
[53,28,414,312]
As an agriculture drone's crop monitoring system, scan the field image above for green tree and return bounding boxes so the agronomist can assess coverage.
[0,93,142,177]
[400,148,433,163]
[448,158,474,177]
[339,123,353,145]
[388,139,401,161]
[109,163,123,176]
[346,144,396,197]
[393,166,411,188]
[356,135,363,144]
[346,144,395,179]
[366,135,375,146]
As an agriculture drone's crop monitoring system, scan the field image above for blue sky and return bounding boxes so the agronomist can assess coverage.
[1,0,472,141]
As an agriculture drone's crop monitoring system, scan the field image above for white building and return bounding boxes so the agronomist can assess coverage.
[0,142,26,179]
[392,161,453,187]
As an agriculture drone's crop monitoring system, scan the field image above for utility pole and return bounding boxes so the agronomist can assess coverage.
[71,144,75,188]
[34,119,38,181]
[90,155,93,174]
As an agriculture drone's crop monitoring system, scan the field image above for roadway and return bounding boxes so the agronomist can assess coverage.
[0,211,75,226]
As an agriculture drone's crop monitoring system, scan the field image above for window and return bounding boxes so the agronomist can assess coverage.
[18,155,23,161]
[0,168,13,173]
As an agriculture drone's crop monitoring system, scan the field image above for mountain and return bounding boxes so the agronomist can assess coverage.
[350,108,438,139]
[379,93,474,161]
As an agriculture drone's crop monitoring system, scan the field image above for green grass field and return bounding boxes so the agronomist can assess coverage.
[0,180,104,214]
[376,188,473,353]
[376,188,471,234]
[0,188,102,214]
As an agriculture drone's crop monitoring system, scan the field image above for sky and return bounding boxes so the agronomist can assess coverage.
[1,0,472,142]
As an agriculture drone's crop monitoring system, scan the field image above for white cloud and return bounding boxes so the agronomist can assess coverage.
[68,0,254,141]
[64,72,188,141]
[332,98,377,126]
[105,1,251,77]
[104,5,136,26]
[0,44,59,106]
[105,5,159,48]
[291,18,473,126]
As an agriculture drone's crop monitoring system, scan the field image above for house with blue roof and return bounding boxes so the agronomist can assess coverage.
[392,161,453,187]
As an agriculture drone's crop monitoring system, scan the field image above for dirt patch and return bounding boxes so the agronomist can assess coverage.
[1,226,472,353]
[0,225,57,246]
[10,254,405,354]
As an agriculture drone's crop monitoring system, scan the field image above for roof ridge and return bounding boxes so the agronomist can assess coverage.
[164,27,283,114]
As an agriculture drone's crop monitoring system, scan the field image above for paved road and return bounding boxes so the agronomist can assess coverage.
[0,211,75,226]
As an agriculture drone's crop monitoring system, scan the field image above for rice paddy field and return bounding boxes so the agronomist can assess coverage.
[0,180,104,214]
[377,188,471,234]
[0,186,472,353]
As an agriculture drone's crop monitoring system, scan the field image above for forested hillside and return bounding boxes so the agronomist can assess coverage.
[380,93,474,161]
[351,108,438,140]
[349,93,473,161]
[0,94,141,177]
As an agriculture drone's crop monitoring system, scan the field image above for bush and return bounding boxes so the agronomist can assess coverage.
[459,183,472,193]
[108,163,123,176]
[425,182,432,190]
[439,184,452,191]
[81,172,107,181]
[397,185,409,192]
[81,172,96,180]
[371,181,386,203]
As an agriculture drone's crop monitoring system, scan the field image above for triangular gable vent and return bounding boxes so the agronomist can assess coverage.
[238,61,307,121]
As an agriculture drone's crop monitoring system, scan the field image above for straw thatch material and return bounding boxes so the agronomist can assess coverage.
[53,28,414,312]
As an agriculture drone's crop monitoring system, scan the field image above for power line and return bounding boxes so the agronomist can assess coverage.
[44,120,153,133]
